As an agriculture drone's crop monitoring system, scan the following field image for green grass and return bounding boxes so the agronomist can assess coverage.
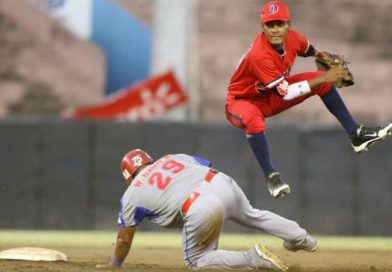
[0,230,391,251]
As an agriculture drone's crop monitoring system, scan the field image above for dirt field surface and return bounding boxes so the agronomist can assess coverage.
[1,246,391,272]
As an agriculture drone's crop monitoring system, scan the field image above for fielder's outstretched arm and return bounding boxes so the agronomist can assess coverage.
[276,65,346,101]
[96,225,137,269]
[307,66,346,89]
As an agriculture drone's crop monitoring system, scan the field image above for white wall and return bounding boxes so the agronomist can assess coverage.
[152,0,199,122]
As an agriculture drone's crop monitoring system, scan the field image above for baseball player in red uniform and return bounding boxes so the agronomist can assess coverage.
[225,1,392,198]
[96,149,318,271]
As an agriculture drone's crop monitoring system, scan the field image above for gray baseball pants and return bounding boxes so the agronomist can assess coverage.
[181,172,307,269]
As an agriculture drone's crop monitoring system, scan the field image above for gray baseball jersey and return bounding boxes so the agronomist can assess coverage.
[118,154,211,228]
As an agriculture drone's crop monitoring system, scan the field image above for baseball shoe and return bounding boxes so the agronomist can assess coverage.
[253,244,288,271]
[351,123,392,153]
[283,234,319,252]
[265,171,291,198]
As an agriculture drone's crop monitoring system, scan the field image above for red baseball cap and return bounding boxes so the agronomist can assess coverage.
[260,1,290,24]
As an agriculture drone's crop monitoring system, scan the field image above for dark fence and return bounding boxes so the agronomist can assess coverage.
[0,119,391,235]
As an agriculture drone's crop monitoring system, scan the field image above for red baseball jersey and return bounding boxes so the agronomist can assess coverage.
[227,29,310,102]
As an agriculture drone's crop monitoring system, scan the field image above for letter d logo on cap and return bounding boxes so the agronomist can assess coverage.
[268,4,279,15]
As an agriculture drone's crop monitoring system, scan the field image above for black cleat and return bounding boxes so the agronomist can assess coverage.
[265,171,291,198]
[351,124,392,153]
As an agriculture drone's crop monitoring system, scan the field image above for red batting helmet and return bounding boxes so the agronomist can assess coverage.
[120,149,153,184]
[260,1,290,24]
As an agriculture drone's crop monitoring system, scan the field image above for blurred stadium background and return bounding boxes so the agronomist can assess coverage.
[0,0,391,236]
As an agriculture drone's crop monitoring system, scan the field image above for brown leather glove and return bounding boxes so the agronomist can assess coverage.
[315,51,354,88]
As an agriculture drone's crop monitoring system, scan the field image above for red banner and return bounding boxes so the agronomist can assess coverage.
[63,70,188,121]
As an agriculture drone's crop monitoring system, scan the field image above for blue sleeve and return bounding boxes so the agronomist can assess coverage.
[117,196,158,227]
[192,155,212,167]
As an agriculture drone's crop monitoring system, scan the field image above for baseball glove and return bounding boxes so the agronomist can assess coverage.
[315,51,354,88]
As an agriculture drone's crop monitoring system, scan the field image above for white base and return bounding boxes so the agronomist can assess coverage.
[0,247,67,262]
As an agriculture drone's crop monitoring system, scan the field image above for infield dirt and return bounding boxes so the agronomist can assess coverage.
[0,246,391,272]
